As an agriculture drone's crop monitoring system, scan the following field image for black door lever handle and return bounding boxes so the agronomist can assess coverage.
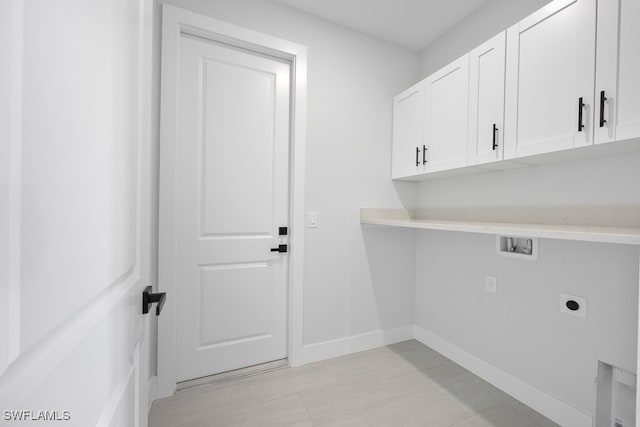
[142,286,166,316]
[270,244,288,253]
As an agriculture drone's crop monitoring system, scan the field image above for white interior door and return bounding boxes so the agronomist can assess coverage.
[173,35,291,382]
[0,0,154,425]
[504,0,596,159]
[467,31,506,165]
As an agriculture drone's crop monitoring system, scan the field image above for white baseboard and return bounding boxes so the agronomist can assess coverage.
[302,325,414,365]
[413,325,593,427]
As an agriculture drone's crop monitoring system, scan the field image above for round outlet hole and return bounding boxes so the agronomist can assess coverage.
[566,300,580,311]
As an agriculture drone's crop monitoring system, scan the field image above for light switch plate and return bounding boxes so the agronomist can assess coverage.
[307,211,318,228]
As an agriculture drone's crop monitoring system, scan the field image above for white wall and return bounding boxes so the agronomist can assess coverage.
[416,230,639,415]
[419,0,552,78]
[414,0,640,418]
[417,152,640,208]
[414,154,640,418]
[158,0,419,351]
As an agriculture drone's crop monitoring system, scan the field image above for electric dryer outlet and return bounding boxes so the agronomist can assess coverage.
[560,293,587,319]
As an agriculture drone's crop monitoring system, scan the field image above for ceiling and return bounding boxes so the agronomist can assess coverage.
[270,0,487,51]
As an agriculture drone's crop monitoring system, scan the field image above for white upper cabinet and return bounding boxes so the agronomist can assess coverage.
[390,0,639,181]
[467,31,506,165]
[594,0,640,144]
[424,54,469,172]
[392,81,426,179]
[504,0,597,159]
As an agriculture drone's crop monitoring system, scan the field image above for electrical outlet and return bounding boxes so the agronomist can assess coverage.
[485,275,497,294]
[307,211,318,228]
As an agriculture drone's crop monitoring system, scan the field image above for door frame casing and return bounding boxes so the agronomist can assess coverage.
[157,5,307,399]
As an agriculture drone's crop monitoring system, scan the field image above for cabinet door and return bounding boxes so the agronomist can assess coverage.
[392,81,425,179]
[504,0,596,159]
[468,31,506,165]
[424,54,469,172]
[594,0,640,144]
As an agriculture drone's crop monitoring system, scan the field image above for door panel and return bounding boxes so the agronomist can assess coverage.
[504,0,596,159]
[175,35,290,382]
[201,59,275,235]
[199,263,272,346]
[425,55,469,172]
[468,31,506,165]
[616,0,640,140]
[392,82,425,179]
[595,0,640,144]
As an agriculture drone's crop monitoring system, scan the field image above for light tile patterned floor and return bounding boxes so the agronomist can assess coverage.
[149,340,558,427]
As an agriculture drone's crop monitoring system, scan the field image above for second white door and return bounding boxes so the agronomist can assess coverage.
[174,35,290,382]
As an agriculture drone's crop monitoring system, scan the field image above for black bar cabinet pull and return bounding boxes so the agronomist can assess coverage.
[142,286,166,316]
[578,97,585,132]
[599,90,607,128]
[492,124,498,150]
[415,146,420,167]
[422,145,427,164]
